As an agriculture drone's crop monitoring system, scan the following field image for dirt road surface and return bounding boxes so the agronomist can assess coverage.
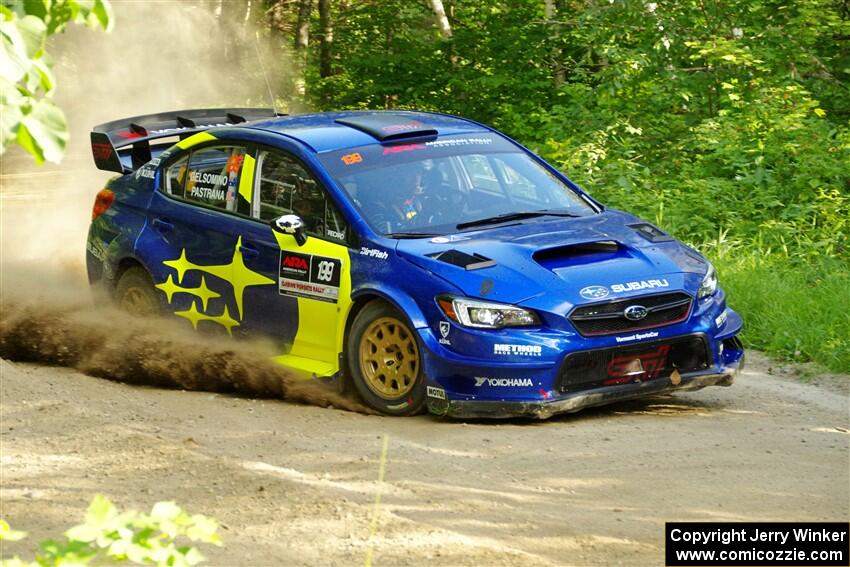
[1,352,847,566]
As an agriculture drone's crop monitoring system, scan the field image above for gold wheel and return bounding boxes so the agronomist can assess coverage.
[119,287,157,316]
[358,316,420,399]
[116,268,159,317]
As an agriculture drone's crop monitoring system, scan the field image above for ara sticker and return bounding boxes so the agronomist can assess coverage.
[382,144,425,155]
[279,251,342,303]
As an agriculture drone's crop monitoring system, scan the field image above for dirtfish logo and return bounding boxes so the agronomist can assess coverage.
[360,247,388,260]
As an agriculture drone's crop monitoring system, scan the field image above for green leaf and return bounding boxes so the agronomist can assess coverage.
[0,20,34,83]
[13,14,46,58]
[21,1,49,20]
[150,501,181,522]
[15,120,44,163]
[29,56,52,92]
[0,519,28,542]
[64,523,101,543]
[84,494,117,527]
[185,515,221,545]
[90,0,112,31]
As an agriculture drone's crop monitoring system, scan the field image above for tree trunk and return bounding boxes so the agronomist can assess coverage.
[220,0,250,64]
[319,0,333,77]
[545,0,566,88]
[429,0,452,39]
[295,0,313,50]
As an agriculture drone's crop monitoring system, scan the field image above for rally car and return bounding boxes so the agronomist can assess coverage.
[86,108,744,418]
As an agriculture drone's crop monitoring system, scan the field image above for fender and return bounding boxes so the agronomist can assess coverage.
[351,285,430,329]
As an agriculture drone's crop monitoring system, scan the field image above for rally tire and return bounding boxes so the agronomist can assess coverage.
[347,301,427,416]
[115,266,160,317]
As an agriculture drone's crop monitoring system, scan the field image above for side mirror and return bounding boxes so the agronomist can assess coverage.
[271,214,307,246]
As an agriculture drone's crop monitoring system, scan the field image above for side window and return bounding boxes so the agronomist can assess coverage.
[165,155,188,196]
[177,146,246,211]
[493,157,539,203]
[257,150,348,243]
[459,154,501,194]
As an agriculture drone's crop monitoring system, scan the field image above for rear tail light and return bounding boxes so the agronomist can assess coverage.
[92,189,115,220]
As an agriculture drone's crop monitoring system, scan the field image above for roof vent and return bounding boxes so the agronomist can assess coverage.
[335,114,438,142]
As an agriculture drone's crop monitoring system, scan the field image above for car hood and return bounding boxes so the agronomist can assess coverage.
[395,210,709,310]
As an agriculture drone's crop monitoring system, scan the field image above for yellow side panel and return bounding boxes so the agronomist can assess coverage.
[272,232,352,377]
[176,132,216,150]
[238,154,255,204]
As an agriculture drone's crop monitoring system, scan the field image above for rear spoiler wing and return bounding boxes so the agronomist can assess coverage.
[90,107,278,174]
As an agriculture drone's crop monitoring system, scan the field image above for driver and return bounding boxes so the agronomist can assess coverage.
[362,164,424,232]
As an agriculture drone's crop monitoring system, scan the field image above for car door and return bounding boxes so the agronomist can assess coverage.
[137,142,271,336]
[233,146,354,377]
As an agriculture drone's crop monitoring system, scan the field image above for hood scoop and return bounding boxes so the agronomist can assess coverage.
[427,249,496,270]
[533,240,629,270]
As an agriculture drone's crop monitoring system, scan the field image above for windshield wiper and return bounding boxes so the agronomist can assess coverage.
[456,210,581,231]
[386,231,443,239]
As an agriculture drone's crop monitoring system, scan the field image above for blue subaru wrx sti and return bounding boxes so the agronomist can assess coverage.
[86,108,744,418]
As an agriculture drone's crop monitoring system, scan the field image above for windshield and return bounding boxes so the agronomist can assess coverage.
[318,134,596,236]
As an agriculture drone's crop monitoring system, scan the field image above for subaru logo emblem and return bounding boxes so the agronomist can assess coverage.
[624,305,648,321]
[580,285,609,300]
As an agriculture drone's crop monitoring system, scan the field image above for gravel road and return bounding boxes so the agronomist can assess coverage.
[1,352,847,566]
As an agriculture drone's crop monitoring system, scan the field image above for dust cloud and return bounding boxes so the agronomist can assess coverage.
[0,292,371,414]
[2,0,283,269]
[0,2,366,414]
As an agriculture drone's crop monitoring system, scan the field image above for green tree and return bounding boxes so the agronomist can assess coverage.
[0,0,112,164]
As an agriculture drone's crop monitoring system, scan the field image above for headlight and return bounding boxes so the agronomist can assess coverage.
[437,296,540,329]
[698,264,718,299]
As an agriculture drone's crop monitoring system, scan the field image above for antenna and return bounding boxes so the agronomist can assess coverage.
[254,31,279,115]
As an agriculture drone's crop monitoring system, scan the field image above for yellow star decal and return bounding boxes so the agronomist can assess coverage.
[163,249,230,285]
[162,249,193,284]
[156,236,276,324]
[174,300,206,330]
[229,236,275,319]
[209,304,240,336]
[155,274,221,310]
[174,301,241,336]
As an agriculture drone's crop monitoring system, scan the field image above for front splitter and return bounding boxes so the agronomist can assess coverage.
[428,370,736,420]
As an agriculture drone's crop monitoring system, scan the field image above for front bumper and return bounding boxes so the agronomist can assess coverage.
[419,305,745,419]
[426,364,740,419]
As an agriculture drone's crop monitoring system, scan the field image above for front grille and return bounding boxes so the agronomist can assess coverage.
[569,292,692,336]
[557,335,710,392]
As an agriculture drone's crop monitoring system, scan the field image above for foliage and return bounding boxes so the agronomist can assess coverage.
[712,251,850,374]
[0,0,112,163]
[299,0,849,259]
[0,495,222,567]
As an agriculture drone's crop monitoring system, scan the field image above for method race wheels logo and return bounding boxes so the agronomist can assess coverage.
[580,285,609,300]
